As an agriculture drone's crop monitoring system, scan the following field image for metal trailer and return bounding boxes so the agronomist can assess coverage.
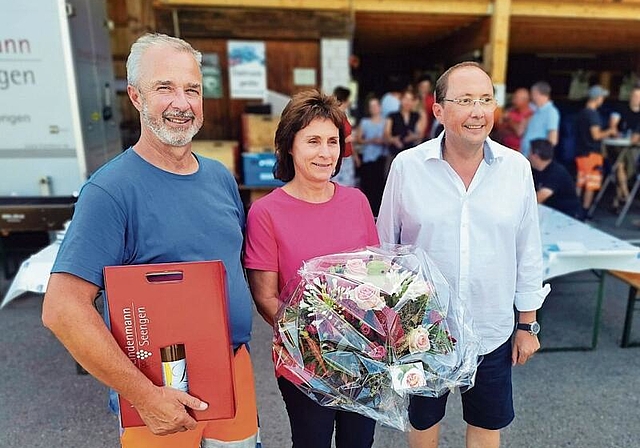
[0,0,122,276]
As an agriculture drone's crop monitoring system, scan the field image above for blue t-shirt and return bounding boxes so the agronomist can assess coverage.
[359,118,386,163]
[521,101,561,156]
[52,148,252,346]
[380,93,400,118]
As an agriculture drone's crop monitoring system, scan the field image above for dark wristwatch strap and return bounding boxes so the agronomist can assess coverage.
[517,321,540,335]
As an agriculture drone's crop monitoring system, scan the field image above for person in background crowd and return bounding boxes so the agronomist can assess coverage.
[529,138,581,218]
[244,90,379,448]
[333,86,354,158]
[384,88,425,172]
[521,81,560,157]
[575,85,618,219]
[496,88,533,151]
[417,74,436,140]
[609,85,640,214]
[380,77,404,118]
[618,85,640,139]
[42,33,258,447]
[332,86,359,187]
[356,95,387,216]
[377,61,549,448]
[429,117,444,140]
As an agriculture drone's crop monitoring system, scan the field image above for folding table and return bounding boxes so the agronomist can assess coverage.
[540,204,640,350]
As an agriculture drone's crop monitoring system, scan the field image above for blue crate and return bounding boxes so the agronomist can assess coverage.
[242,153,285,187]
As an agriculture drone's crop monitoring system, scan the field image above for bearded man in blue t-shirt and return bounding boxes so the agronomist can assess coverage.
[42,33,257,446]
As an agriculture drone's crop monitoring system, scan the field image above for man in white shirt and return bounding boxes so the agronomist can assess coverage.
[377,61,549,448]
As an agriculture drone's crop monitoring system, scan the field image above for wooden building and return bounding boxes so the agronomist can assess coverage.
[107,0,640,142]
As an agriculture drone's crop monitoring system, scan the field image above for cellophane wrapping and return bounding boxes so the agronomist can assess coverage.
[273,245,482,431]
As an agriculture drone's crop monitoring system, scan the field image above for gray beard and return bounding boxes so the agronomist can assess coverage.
[141,102,202,147]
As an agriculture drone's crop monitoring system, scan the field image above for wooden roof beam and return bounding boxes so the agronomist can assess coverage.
[428,18,490,64]
[153,0,351,9]
[511,1,640,21]
[352,0,491,14]
[154,0,640,21]
[154,0,493,15]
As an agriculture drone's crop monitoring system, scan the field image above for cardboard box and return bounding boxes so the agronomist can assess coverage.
[241,114,279,152]
[191,140,239,176]
[242,153,284,187]
[104,261,236,428]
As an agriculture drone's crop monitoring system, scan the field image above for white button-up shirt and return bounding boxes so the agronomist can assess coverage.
[377,134,550,354]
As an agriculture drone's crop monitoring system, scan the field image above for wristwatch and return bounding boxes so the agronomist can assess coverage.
[517,321,541,335]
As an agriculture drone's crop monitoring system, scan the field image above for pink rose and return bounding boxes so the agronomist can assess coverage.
[402,368,426,388]
[353,284,386,311]
[368,344,387,360]
[404,371,421,388]
[345,259,368,278]
[408,326,431,353]
[360,324,372,336]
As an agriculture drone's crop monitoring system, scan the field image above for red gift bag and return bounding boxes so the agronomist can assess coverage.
[104,261,236,428]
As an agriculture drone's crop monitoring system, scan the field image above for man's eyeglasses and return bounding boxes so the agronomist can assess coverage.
[442,97,496,108]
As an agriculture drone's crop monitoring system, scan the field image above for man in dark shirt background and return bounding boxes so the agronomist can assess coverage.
[606,85,640,213]
[574,85,617,219]
[618,86,640,139]
[529,139,581,219]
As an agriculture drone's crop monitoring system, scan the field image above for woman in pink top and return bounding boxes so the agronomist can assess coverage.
[244,90,379,448]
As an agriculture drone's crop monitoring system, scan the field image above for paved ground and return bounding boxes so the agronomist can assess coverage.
[1,196,640,447]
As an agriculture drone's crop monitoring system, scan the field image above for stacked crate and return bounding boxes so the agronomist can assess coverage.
[191,140,239,178]
[241,114,283,187]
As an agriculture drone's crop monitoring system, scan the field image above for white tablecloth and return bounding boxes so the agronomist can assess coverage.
[1,233,63,309]
[602,137,633,148]
[540,204,640,280]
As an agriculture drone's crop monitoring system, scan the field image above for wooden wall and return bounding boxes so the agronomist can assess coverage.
[107,0,156,147]
[106,2,346,143]
[153,6,349,140]
[175,38,320,141]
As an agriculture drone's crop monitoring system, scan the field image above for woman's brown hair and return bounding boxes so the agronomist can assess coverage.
[274,90,346,182]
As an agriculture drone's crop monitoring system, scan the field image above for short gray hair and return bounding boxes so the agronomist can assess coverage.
[126,33,202,87]
[531,81,552,97]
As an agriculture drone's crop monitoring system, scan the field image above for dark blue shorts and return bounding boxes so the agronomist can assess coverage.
[408,338,514,431]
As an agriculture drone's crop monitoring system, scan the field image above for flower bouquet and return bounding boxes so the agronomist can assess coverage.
[272,245,482,430]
